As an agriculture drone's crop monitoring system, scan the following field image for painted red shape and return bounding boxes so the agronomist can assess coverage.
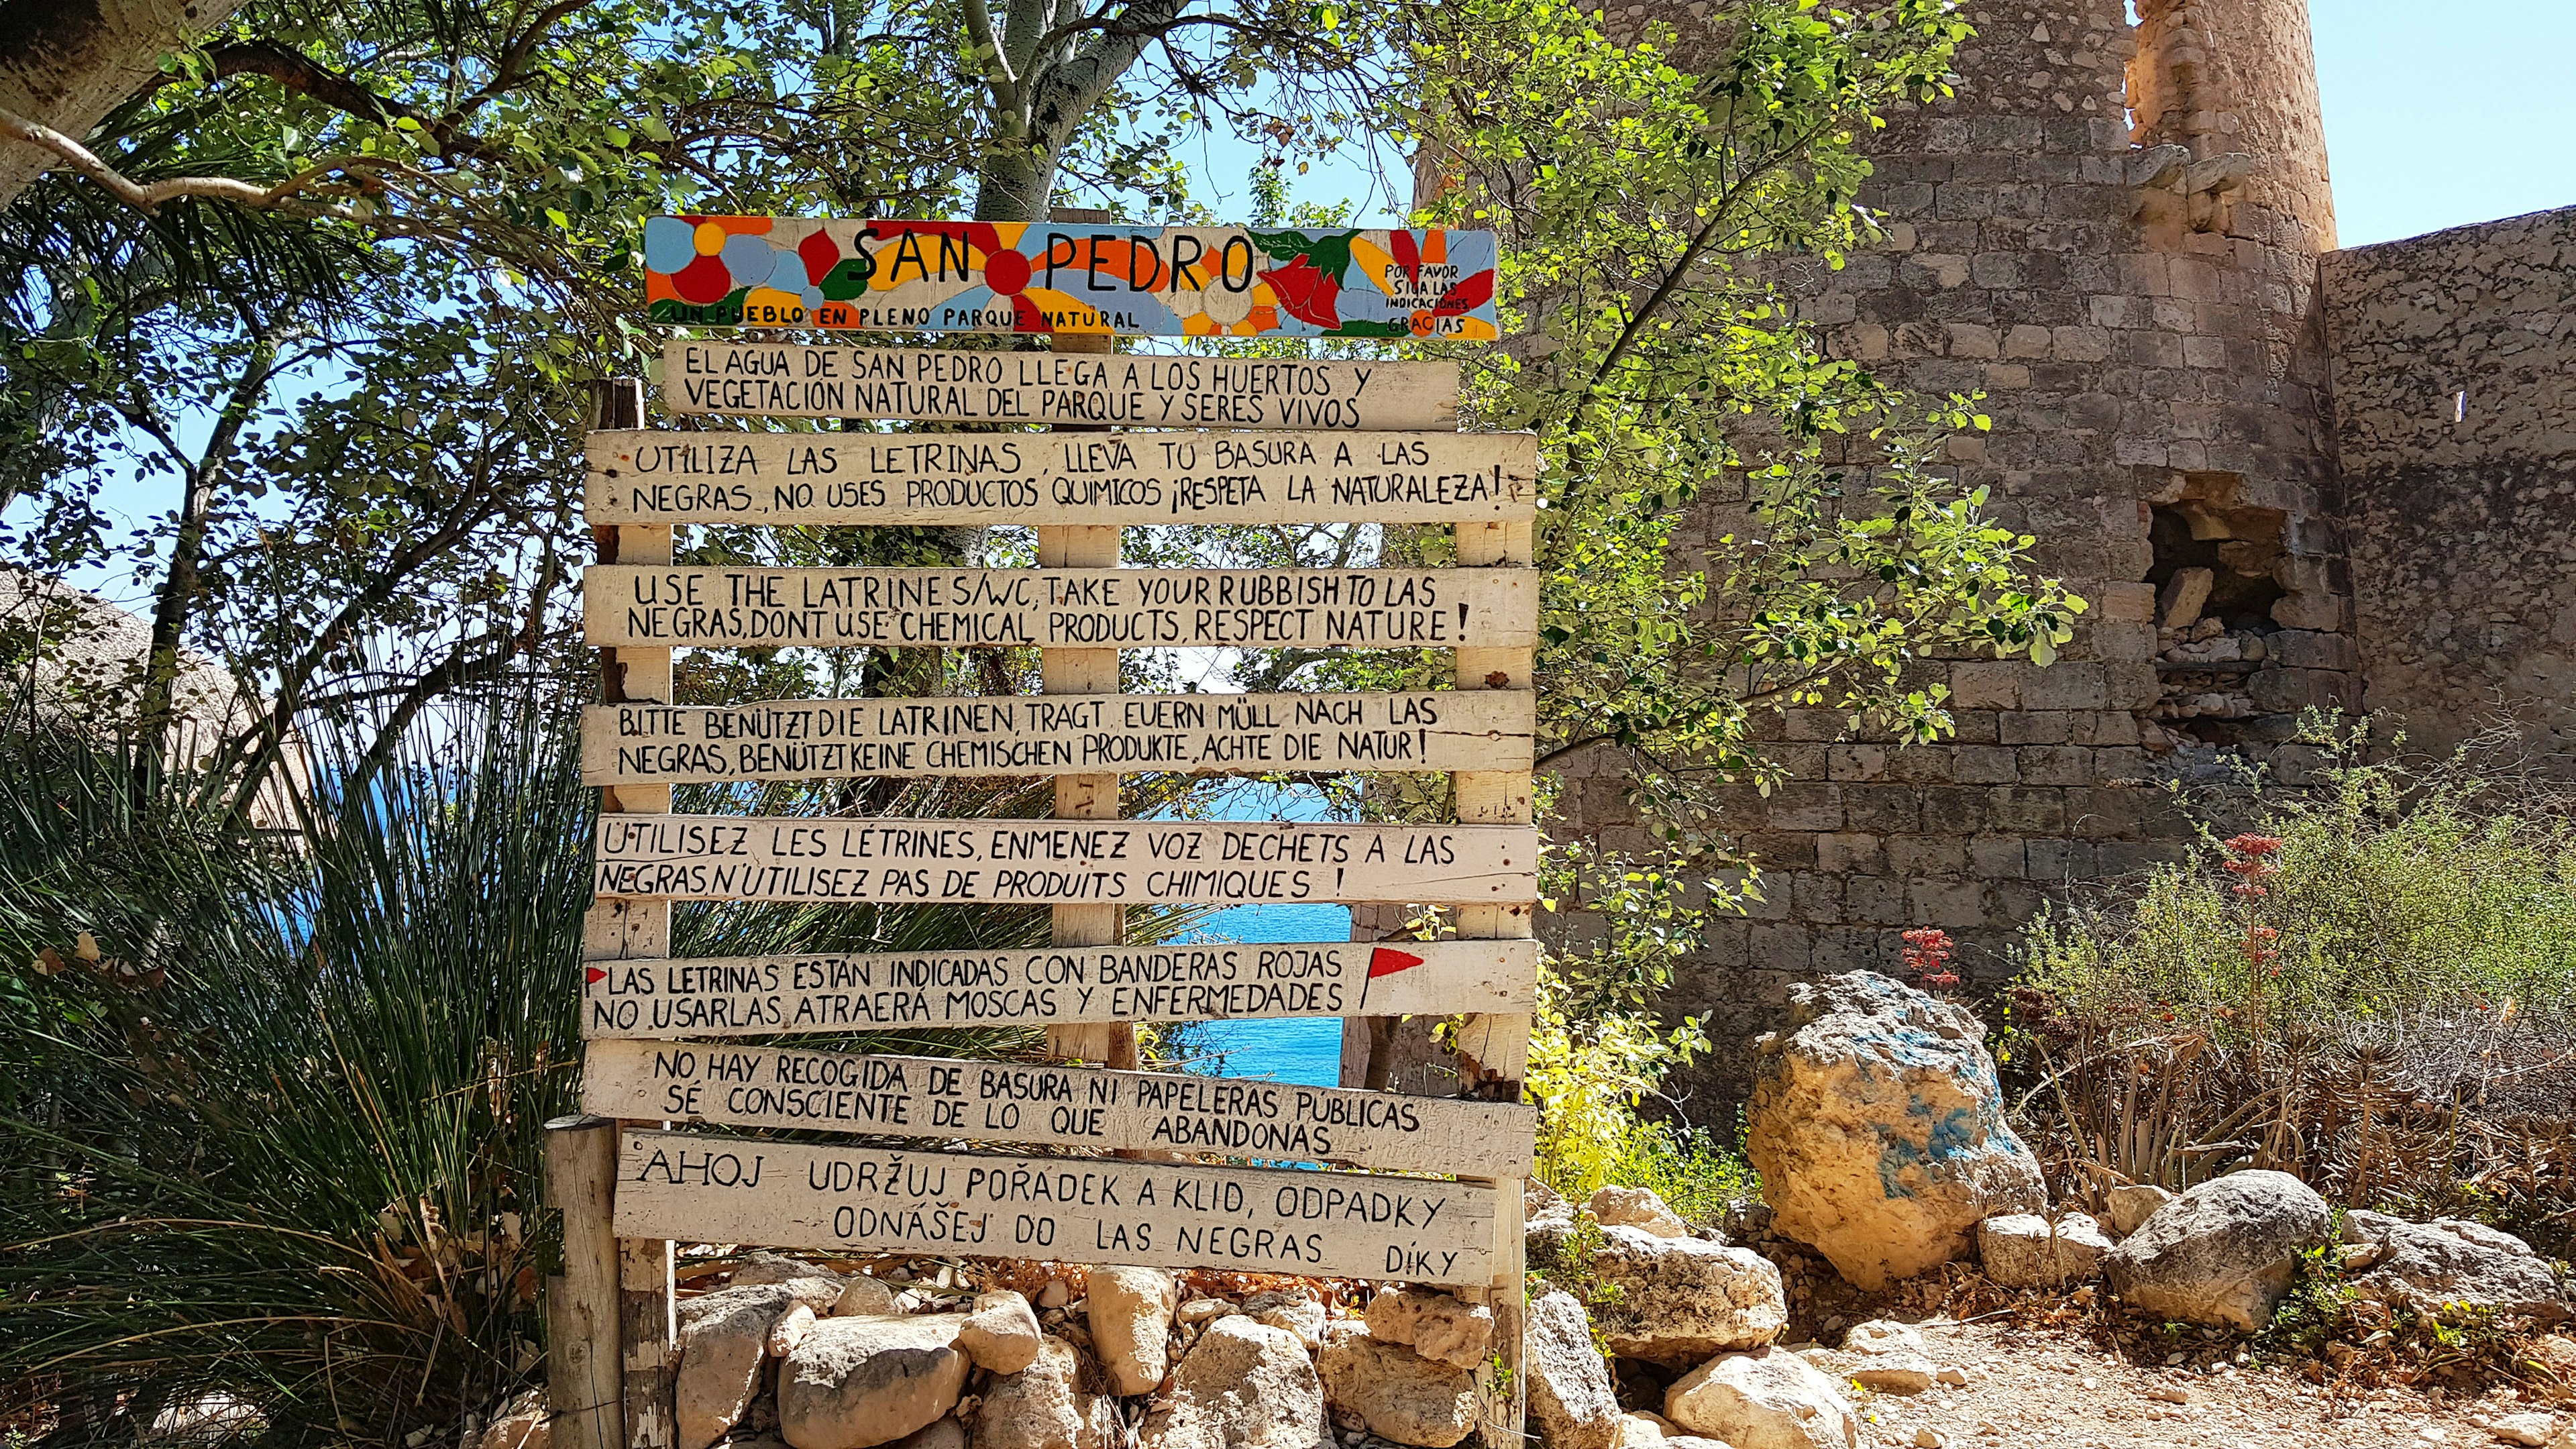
[798,229,843,284]
[1390,229,1420,286]
[1260,256,1341,329]
[983,248,1031,296]
[1367,947,1425,978]
[672,252,735,304]
[586,966,608,985]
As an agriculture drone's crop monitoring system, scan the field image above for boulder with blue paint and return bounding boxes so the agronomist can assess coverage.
[1744,972,2047,1291]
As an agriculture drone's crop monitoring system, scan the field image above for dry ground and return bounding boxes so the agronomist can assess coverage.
[1833,1318,2550,1449]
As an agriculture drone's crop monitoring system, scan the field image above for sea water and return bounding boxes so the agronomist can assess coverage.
[1165,781,1347,1086]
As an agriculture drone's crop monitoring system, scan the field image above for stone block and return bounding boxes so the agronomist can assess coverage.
[1919,787,1989,833]
[2265,630,2357,670]
[2017,745,2095,785]
[1750,924,1812,972]
[2247,667,2357,715]
[1886,834,1967,875]
[2003,323,2053,358]
[2103,661,2161,710]
[1765,784,1845,833]
[1815,833,1884,873]
[1843,875,1909,925]
[1949,662,2022,709]
[1945,323,2000,358]
[2019,659,2102,711]
[1841,785,1921,833]
[1909,879,1987,928]
[2271,591,2347,631]
[2095,581,2159,623]
[1986,787,2067,833]
[1968,836,2027,879]
[2052,325,2112,362]
[2182,334,2229,369]
[2025,839,2094,880]
[1792,873,1845,920]
[1827,745,1887,781]
[1997,712,2072,747]
[1949,745,2018,784]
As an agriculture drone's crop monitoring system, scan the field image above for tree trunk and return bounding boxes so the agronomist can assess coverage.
[0,0,251,209]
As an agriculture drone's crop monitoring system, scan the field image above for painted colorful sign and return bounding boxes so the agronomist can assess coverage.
[640,217,1500,340]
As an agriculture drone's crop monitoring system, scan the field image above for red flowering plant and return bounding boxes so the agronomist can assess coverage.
[1900,927,1960,994]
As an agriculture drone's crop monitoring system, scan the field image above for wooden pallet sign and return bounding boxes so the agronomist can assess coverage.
[642,219,1501,340]
[582,566,1536,651]
[578,937,1540,1040]
[613,1130,1502,1286]
[661,342,1462,430]
[584,428,1537,526]
[591,816,1540,906]
[582,1040,1537,1177]
[579,690,1535,786]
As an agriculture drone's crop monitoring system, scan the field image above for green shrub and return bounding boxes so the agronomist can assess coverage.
[2008,717,2576,1223]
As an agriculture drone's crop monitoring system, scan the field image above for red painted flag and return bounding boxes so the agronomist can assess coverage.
[586,967,608,985]
[1366,947,1424,978]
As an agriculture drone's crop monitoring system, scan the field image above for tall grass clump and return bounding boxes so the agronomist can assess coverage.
[2008,720,2576,1240]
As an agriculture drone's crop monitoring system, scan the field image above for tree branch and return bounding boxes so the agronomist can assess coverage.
[0,104,388,216]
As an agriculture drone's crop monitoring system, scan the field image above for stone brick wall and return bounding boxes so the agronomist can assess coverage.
[1538,0,2363,1113]
[2323,207,2576,763]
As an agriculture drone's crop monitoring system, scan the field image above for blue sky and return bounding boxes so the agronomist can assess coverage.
[1212,1,2576,249]
[2314,1,2576,247]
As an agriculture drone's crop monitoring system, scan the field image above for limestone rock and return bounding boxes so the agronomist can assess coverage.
[973,1336,1114,1449]
[1087,1267,1178,1395]
[887,1422,965,1449]
[958,1289,1044,1374]
[1141,1316,1326,1449]
[478,1389,549,1449]
[1244,1289,1326,1349]
[778,1314,969,1449]
[1527,1179,1578,1268]
[1615,1413,1668,1449]
[2104,1170,2334,1331]
[2489,1413,2558,1448]
[1978,1213,2116,1287]
[833,1277,900,1318]
[733,1252,844,1289]
[1589,1185,1691,1239]
[681,1280,844,1332]
[1364,1287,1493,1371]
[1843,1358,1936,1394]
[1746,972,2046,1291]
[771,1304,819,1358]
[1590,1224,1786,1362]
[1175,1297,1237,1325]
[2342,1211,2569,1322]
[1523,1283,1621,1449]
[1318,1322,1480,1448]
[2104,1185,2176,1238]
[1664,1348,1858,1449]
[678,1287,801,1449]
[1839,1320,1923,1356]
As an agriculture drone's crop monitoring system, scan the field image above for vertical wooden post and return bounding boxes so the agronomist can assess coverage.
[582,376,678,1449]
[1453,517,1535,1447]
[1037,211,1134,1071]
[545,1114,624,1449]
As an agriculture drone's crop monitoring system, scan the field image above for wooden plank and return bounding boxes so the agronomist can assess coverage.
[660,342,1462,431]
[579,937,1539,1040]
[581,566,1536,651]
[543,1115,624,1449]
[580,1041,1538,1177]
[641,219,1501,341]
[612,1130,1501,1286]
[585,429,1534,527]
[578,690,1534,786]
[591,816,1540,906]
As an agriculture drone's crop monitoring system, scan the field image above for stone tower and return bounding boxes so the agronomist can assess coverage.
[1541,0,2369,1107]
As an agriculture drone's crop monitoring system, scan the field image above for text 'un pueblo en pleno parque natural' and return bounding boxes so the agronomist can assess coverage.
[614,1130,1501,1286]
[578,938,1540,1039]
[582,566,1535,649]
[581,1040,1536,1177]
[661,342,1462,430]
[590,816,1538,905]
[584,428,1536,526]
[579,690,1535,784]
